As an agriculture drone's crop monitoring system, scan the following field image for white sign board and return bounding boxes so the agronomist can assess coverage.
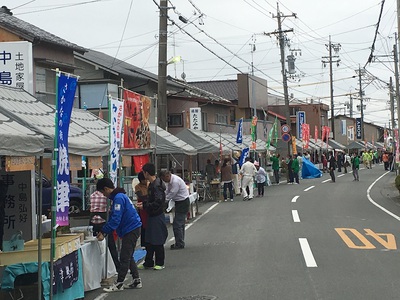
[190,107,202,130]
[0,41,34,94]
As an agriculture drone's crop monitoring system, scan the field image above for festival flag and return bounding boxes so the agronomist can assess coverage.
[109,97,124,187]
[251,116,258,149]
[395,129,400,163]
[325,126,330,149]
[239,147,250,167]
[321,126,326,142]
[266,117,278,150]
[292,136,297,155]
[54,72,78,226]
[372,134,375,147]
[314,125,318,144]
[98,106,104,119]
[384,127,388,148]
[236,118,243,144]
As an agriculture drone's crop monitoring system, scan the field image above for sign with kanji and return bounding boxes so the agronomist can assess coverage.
[190,107,202,130]
[0,41,33,94]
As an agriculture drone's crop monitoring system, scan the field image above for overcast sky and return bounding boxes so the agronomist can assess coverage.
[2,0,398,127]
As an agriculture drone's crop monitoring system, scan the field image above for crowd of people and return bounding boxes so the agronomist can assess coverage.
[87,148,394,293]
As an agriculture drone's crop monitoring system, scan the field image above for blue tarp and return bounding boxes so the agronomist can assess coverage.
[302,158,323,179]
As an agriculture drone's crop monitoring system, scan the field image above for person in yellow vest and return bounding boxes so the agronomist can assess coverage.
[362,151,369,169]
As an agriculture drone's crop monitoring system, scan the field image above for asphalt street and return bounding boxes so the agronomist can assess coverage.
[86,164,400,300]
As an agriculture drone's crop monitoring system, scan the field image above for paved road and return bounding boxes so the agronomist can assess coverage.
[85,164,400,300]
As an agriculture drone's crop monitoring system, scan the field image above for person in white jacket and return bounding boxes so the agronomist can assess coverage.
[239,157,257,201]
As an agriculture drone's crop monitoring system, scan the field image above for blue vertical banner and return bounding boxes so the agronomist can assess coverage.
[296,111,306,139]
[239,147,250,167]
[55,73,78,226]
[236,118,243,144]
[356,118,362,139]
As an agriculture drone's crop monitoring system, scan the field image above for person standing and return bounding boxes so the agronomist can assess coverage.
[96,178,142,292]
[220,159,234,202]
[205,159,216,184]
[89,188,120,273]
[292,154,300,184]
[343,152,351,174]
[270,153,280,184]
[322,153,328,173]
[254,161,266,197]
[337,151,343,172]
[159,170,190,250]
[287,155,294,184]
[382,151,389,170]
[140,163,168,270]
[240,157,257,200]
[328,151,336,183]
[134,172,149,249]
[351,153,360,181]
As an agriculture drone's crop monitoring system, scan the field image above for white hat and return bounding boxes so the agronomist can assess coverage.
[254,161,259,166]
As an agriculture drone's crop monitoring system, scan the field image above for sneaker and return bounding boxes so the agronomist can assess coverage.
[230,199,234,202]
[243,196,249,201]
[137,264,153,270]
[104,282,124,292]
[124,278,142,289]
[170,244,184,250]
[224,199,227,202]
[153,265,165,270]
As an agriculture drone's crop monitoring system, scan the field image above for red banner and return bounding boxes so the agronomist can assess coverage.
[315,125,318,144]
[133,154,150,173]
[123,90,151,149]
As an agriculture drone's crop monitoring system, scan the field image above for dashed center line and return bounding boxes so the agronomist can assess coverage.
[291,195,300,203]
[292,210,300,222]
[304,185,315,192]
[337,174,346,178]
[322,179,331,183]
[299,238,318,267]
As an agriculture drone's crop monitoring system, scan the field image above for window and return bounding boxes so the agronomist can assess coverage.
[168,113,183,127]
[215,113,228,125]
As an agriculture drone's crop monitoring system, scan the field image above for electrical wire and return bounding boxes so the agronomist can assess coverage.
[364,0,386,67]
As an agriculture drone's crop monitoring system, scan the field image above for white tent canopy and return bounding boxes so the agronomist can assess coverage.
[150,125,197,155]
[0,86,109,156]
[0,112,44,156]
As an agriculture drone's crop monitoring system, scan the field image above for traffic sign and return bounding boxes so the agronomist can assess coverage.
[282,133,291,142]
[281,124,290,133]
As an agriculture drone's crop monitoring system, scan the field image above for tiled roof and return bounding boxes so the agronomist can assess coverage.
[189,80,238,101]
[0,11,86,53]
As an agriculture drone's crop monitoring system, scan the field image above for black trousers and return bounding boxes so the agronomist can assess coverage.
[273,169,279,184]
[329,168,336,182]
[144,244,165,267]
[117,227,141,283]
[257,183,264,196]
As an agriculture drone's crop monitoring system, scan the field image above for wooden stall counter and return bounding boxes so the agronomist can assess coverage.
[0,235,82,266]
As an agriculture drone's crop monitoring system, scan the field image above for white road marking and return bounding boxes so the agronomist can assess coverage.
[304,186,315,192]
[292,210,301,222]
[338,174,345,178]
[299,238,318,267]
[367,171,400,221]
[322,179,331,183]
[291,195,300,203]
[94,293,109,300]
[168,203,219,242]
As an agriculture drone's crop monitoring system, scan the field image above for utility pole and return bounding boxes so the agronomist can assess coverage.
[358,66,365,140]
[394,32,400,130]
[349,94,353,118]
[157,0,168,130]
[390,77,396,130]
[321,36,341,140]
[265,3,296,154]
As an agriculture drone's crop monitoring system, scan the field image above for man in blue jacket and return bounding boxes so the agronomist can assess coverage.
[96,178,142,292]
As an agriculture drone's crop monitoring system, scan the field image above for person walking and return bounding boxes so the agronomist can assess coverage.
[382,151,389,170]
[89,188,120,273]
[220,158,234,202]
[351,153,360,181]
[297,152,303,179]
[328,151,336,183]
[292,154,300,184]
[140,163,168,270]
[254,161,266,197]
[343,152,351,174]
[322,153,328,173]
[337,151,343,172]
[134,172,149,248]
[96,178,142,292]
[240,157,257,200]
[159,170,190,250]
[270,153,280,184]
[287,155,294,184]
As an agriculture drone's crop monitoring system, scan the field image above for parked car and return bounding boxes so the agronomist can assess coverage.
[36,173,84,216]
